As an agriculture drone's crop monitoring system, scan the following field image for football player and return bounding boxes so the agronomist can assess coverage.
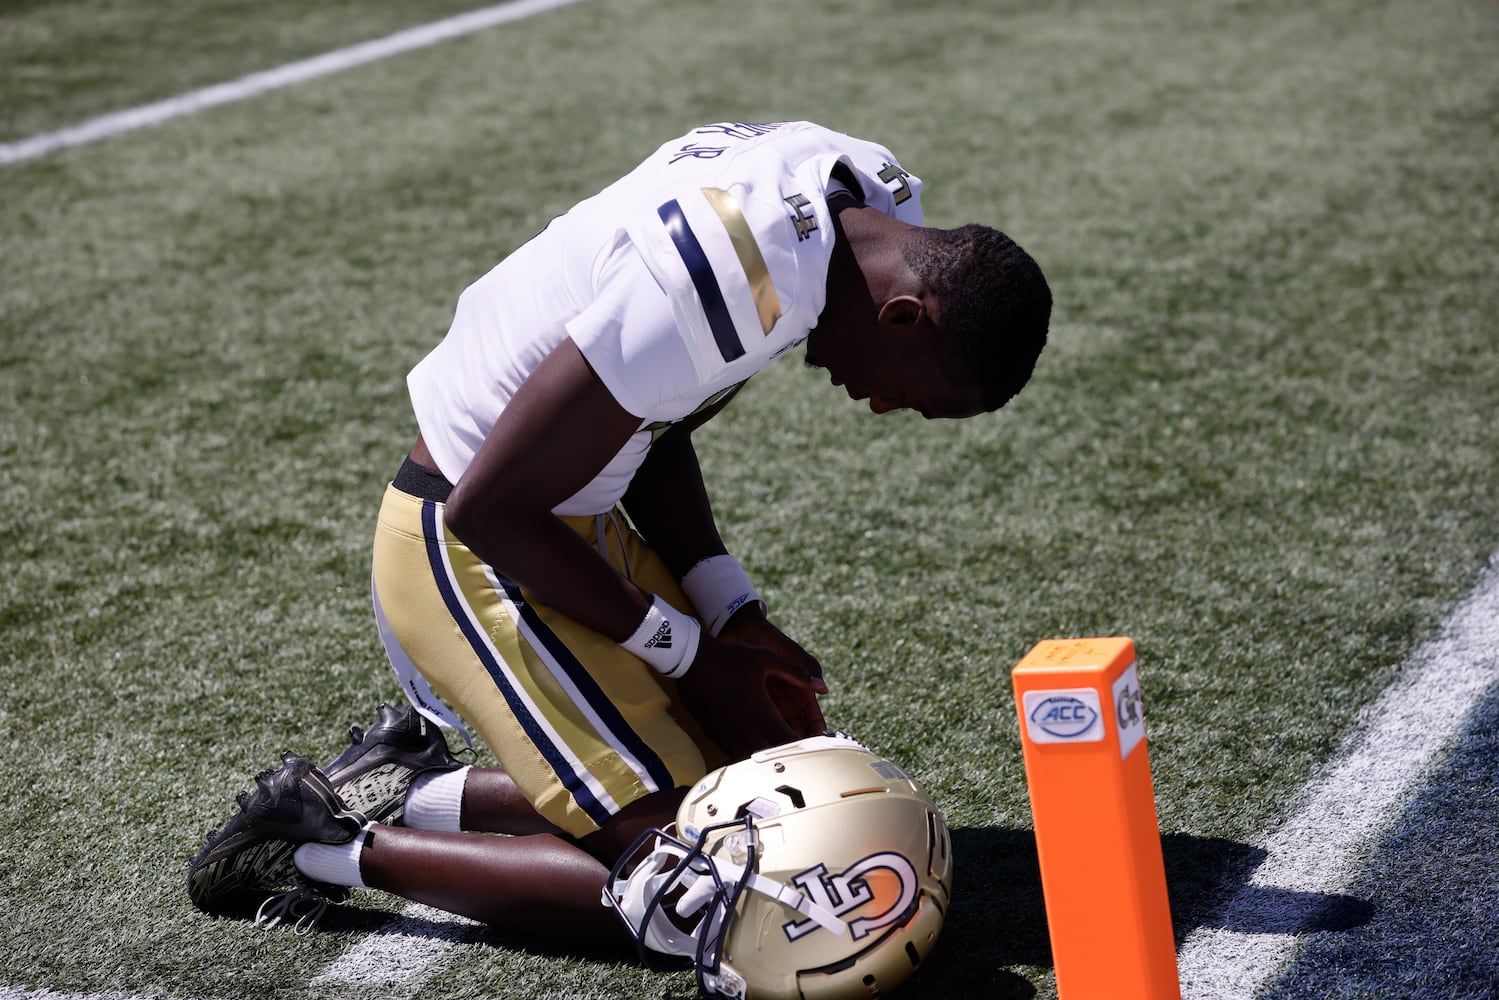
[190,120,1049,949]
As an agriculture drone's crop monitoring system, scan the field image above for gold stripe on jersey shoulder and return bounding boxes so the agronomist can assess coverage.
[700,187,782,336]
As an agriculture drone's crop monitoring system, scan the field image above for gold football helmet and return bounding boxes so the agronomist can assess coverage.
[604,734,954,999]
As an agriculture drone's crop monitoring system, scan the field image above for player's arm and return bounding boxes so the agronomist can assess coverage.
[443,336,652,640]
[442,337,813,757]
[619,394,737,580]
[622,407,828,735]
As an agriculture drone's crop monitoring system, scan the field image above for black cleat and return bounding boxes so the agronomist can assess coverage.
[324,703,463,827]
[187,751,364,914]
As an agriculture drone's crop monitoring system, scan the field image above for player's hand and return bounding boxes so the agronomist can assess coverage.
[678,636,813,762]
[717,608,827,738]
[719,607,826,689]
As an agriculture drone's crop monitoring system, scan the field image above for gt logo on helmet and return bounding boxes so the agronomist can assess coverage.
[782,852,919,942]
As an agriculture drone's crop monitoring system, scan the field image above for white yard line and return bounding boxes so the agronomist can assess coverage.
[1176,554,1499,998]
[311,903,481,995]
[0,0,589,166]
[0,992,153,1000]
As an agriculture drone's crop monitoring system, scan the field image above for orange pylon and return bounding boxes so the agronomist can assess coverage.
[1012,637,1180,1000]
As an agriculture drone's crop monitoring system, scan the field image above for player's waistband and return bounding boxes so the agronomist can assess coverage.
[392,455,454,502]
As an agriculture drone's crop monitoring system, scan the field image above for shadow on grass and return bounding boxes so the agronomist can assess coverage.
[310,901,640,963]
[279,825,1371,999]
[913,826,1375,995]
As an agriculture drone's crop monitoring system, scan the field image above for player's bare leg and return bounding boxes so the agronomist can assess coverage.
[455,767,563,836]
[357,787,684,944]
[359,828,623,940]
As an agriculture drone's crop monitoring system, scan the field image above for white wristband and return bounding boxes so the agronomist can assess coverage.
[682,555,765,637]
[621,596,701,679]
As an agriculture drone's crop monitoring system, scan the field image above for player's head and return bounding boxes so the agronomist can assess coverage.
[805,221,1049,419]
[904,223,1051,413]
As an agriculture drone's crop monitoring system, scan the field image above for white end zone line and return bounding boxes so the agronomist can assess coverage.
[0,0,590,167]
[1176,554,1499,998]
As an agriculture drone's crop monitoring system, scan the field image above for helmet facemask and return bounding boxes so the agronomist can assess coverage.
[605,813,853,998]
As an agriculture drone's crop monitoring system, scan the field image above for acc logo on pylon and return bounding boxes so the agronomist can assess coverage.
[1021,688,1105,744]
[782,852,919,941]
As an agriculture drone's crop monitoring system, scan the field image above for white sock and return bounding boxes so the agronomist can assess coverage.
[294,826,371,888]
[402,765,471,832]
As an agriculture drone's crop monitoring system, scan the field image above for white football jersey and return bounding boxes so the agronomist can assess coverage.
[407,121,924,515]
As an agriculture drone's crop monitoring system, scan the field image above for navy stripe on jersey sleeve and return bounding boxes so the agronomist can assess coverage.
[657,199,745,364]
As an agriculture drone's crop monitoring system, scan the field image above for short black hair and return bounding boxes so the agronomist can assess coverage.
[903,225,1051,412]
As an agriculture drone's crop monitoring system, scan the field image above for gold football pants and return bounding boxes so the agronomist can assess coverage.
[370,483,721,837]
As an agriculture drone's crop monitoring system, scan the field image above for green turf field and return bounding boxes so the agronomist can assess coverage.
[2,1,1496,997]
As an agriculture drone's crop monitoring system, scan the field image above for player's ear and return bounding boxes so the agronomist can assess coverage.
[876,294,925,328]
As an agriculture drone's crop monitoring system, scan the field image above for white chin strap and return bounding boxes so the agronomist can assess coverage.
[604,835,848,960]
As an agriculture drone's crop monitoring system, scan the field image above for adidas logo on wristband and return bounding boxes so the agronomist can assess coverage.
[645,621,673,649]
[622,596,700,678]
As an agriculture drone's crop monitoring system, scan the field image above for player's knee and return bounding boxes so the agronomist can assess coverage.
[580,787,686,866]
